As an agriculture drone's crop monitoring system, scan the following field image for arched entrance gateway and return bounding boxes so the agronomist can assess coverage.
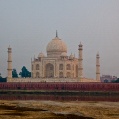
[45,63,54,78]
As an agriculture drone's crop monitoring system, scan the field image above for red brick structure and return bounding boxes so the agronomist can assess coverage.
[0,82,119,91]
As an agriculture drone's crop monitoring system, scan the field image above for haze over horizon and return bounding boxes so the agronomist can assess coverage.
[0,0,119,78]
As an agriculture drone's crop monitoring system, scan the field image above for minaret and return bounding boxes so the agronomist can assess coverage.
[96,52,100,81]
[78,42,83,79]
[7,46,12,79]
[31,58,33,78]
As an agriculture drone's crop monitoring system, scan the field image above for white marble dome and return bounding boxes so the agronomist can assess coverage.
[46,36,67,57]
[46,37,67,52]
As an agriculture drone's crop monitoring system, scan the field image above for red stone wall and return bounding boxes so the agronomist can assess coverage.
[0,82,119,91]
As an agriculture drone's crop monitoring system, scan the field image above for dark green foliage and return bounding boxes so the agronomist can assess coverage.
[0,73,6,82]
[0,74,6,82]
[12,69,18,78]
[0,73,2,78]
[112,78,119,83]
[114,78,119,83]
[111,80,115,83]
[19,66,31,78]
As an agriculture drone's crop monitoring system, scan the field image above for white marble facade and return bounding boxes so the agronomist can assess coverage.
[31,34,79,78]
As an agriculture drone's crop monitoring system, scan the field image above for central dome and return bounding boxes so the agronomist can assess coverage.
[46,34,67,57]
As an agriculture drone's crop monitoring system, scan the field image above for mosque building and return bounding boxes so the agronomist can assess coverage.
[7,31,100,82]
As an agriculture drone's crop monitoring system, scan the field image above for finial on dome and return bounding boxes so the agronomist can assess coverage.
[79,42,83,47]
[8,45,11,49]
[56,30,58,37]
[8,45,12,50]
[96,52,100,58]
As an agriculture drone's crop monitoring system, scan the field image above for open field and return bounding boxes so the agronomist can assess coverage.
[0,100,119,119]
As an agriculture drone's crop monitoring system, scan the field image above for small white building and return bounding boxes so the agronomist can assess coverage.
[100,75,117,82]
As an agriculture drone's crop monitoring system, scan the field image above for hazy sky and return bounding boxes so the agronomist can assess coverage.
[0,0,119,78]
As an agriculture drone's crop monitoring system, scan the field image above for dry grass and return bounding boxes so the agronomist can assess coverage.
[0,100,119,119]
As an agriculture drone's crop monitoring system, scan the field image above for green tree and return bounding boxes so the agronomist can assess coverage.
[19,66,31,78]
[114,78,119,83]
[0,73,2,78]
[12,69,18,78]
[111,78,119,83]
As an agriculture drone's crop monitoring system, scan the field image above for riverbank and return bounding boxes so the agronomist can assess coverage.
[0,90,119,102]
[0,90,119,95]
[0,100,119,119]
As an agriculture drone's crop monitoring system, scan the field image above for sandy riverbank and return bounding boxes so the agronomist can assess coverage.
[0,100,119,119]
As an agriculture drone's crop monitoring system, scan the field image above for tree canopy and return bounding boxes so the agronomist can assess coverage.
[114,78,119,83]
[111,78,119,83]
[19,66,31,78]
[12,69,18,78]
[0,73,2,78]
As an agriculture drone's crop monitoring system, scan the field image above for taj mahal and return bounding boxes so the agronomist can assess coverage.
[7,31,100,82]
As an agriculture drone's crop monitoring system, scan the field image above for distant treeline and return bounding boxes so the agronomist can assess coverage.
[112,78,119,83]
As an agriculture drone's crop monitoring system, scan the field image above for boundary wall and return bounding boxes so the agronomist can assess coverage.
[0,82,119,91]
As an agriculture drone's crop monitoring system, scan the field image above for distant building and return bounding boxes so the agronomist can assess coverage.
[100,75,117,82]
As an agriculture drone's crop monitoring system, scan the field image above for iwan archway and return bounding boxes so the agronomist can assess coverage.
[45,63,54,78]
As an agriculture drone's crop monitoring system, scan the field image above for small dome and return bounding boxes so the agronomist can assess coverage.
[79,42,83,47]
[38,52,45,58]
[97,52,99,56]
[69,54,74,59]
[61,52,67,57]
